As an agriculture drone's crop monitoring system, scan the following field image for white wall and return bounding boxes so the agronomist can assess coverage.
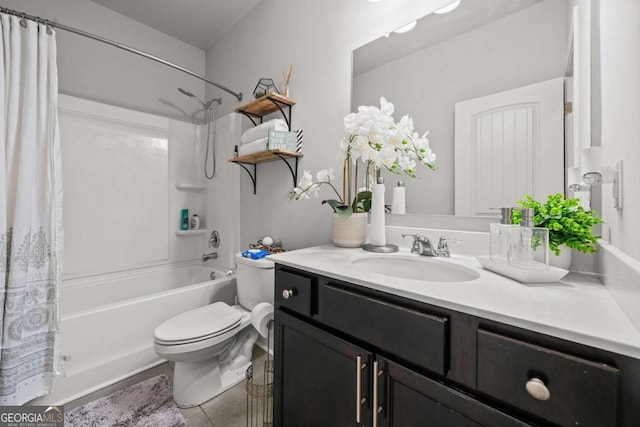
[2,1,235,276]
[354,0,569,214]
[59,95,219,278]
[597,0,640,261]
[2,0,206,122]
[205,0,453,250]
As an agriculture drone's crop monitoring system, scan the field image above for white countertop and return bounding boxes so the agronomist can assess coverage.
[270,245,640,360]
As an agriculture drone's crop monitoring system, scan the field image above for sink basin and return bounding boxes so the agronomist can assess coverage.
[350,255,480,283]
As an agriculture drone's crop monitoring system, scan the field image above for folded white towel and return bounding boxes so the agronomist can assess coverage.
[238,138,269,156]
[241,119,288,144]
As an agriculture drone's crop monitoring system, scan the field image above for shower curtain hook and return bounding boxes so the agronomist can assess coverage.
[45,19,53,35]
[20,12,27,28]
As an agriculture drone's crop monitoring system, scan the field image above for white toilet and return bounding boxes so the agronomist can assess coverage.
[153,253,274,408]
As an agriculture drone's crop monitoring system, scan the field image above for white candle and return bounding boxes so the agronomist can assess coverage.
[369,178,386,246]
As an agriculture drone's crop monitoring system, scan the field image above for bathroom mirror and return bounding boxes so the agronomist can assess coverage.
[352,0,576,219]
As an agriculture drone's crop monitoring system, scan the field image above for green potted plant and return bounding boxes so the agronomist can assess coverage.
[511,194,603,268]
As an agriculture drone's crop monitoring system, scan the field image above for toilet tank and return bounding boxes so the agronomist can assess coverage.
[235,253,275,310]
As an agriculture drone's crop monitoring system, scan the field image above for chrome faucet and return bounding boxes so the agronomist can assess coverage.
[402,234,462,257]
[202,252,218,262]
[402,234,438,256]
[436,236,462,257]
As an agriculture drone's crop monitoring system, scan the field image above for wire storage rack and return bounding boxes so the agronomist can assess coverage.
[245,321,273,427]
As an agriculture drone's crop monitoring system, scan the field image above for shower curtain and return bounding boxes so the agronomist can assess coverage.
[0,13,63,404]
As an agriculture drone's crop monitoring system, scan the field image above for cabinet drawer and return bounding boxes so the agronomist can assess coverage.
[322,284,448,375]
[477,330,620,427]
[275,270,315,317]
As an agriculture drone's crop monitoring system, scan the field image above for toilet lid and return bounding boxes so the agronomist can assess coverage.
[154,302,241,343]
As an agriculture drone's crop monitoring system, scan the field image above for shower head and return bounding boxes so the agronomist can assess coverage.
[178,87,206,109]
[177,87,221,110]
[178,87,195,98]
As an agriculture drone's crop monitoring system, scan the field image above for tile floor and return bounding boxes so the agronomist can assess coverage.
[66,347,271,427]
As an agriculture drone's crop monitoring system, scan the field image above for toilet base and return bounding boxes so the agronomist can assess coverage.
[171,327,259,408]
[173,358,251,408]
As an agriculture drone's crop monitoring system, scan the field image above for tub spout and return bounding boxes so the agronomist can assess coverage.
[202,252,218,262]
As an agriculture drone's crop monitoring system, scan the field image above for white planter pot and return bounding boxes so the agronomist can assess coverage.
[549,243,572,270]
[332,213,367,248]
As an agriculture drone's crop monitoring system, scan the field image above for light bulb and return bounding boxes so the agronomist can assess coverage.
[393,21,417,34]
[434,0,461,14]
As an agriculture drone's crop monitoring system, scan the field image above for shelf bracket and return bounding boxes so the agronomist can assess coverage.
[273,152,300,188]
[237,163,258,194]
[266,97,293,130]
[232,154,299,195]
[238,111,263,127]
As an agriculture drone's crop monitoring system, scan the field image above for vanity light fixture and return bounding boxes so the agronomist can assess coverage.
[393,20,418,34]
[580,147,623,210]
[434,0,461,15]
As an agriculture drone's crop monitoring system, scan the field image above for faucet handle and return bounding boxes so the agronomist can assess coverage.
[402,234,422,253]
[436,236,462,257]
[438,236,462,245]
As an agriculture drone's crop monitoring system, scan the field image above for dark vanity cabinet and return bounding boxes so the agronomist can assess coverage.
[273,265,640,427]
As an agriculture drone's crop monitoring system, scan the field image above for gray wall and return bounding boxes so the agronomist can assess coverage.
[2,0,206,122]
[597,0,640,261]
[354,0,569,215]
[205,0,454,250]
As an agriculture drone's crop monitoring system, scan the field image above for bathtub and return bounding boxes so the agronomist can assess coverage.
[34,262,236,405]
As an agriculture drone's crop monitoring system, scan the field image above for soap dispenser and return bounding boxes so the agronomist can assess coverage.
[489,207,516,263]
[509,208,549,269]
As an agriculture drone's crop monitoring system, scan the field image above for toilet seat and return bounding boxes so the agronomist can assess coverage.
[154,302,241,346]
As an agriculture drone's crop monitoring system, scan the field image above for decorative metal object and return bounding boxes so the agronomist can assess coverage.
[253,78,280,99]
[245,321,273,426]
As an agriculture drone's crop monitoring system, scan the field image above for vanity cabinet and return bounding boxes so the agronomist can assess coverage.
[273,264,640,427]
[276,310,373,427]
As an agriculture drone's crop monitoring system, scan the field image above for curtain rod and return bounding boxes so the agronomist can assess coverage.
[0,6,243,102]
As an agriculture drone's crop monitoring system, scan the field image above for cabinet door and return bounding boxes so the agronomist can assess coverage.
[274,310,372,427]
[375,357,531,427]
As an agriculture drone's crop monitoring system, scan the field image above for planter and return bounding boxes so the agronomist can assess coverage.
[549,243,572,270]
[332,213,367,248]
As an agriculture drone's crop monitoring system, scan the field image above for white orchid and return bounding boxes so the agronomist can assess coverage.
[341,97,436,176]
[289,97,435,217]
[316,168,335,182]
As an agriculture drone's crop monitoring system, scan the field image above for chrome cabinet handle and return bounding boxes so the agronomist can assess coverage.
[373,361,383,427]
[282,289,295,299]
[526,377,551,401]
[356,356,364,423]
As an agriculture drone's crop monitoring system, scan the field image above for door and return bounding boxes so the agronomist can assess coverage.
[274,310,372,427]
[454,78,564,216]
[374,357,531,427]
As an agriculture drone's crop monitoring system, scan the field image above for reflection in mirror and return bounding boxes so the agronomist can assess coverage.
[353,0,574,216]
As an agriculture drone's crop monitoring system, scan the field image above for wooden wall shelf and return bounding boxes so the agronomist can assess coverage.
[235,93,296,130]
[229,149,303,194]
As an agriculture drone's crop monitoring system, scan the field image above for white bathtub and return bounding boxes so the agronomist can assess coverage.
[34,263,236,405]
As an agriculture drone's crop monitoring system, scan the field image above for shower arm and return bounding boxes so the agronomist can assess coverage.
[0,7,243,102]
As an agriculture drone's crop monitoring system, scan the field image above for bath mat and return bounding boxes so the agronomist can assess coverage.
[65,374,187,427]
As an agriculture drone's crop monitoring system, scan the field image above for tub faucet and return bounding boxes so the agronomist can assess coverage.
[402,234,438,256]
[202,252,218,262]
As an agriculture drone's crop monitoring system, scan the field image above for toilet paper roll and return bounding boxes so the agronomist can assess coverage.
[251,302,274,338]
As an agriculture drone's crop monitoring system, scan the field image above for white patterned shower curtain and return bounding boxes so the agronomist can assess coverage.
[0,13,63,404]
